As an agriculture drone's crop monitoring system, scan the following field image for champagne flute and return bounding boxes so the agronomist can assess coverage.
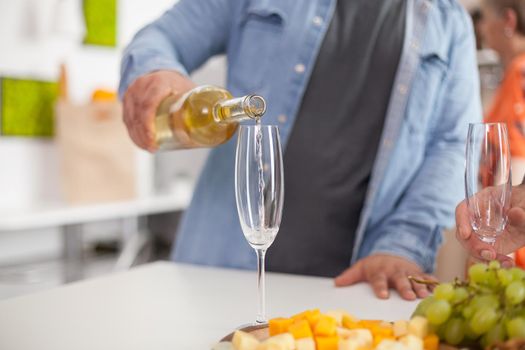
[235,124,284,324]
[465,122,512,245]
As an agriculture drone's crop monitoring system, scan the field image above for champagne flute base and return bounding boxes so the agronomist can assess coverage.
[476,234,497,245]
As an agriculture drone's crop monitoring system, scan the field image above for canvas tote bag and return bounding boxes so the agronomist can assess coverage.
[55,100,136,204]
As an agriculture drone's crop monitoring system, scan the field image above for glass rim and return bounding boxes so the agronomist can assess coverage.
[468,122,507,127]
[238,124,280,130]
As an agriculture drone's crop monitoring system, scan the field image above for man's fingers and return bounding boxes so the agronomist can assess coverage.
[369,273,389,299]
[391,272,416,301]
[127,127,144,150]
[334,263,363,287]
[136,122,156,152]
[455,201,472,240]
[123,92,149,150]
[496,253,515,268]
[508,207,525,228]
[409,275,432,298]
[455,228,497,262]
[124,73,177,151]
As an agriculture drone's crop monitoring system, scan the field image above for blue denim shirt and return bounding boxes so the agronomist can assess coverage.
[120,0,481,273]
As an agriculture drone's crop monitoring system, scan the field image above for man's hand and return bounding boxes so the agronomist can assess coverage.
[334,254,436,301]
[123,70,195,151]
[456,184,525,266]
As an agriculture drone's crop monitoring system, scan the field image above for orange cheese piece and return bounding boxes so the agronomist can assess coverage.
[423,334,439,350]
[314,315,337,337]
[315,335,339,350]
[372,324,394,337]
[374,335,396,347]
[293,309,321,328]
[357,320,382,329]
[288,319,313,339]
[268,318,293,336]
[342,315,360,330]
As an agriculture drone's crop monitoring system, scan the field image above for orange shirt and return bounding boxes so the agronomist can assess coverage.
[485,55,525,269]
[486,54,525,157]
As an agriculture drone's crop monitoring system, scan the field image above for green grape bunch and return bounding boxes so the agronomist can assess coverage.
[412,261,525,348]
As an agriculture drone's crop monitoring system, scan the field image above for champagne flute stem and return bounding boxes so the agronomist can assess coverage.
[255,248,267,324]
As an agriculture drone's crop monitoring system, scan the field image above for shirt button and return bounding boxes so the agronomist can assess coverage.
[294,63,306,74]
[312,16,323,27]
[421,1,431,13]
[398,84,408,95]
[278,114,287,123]
[411,40,420,50]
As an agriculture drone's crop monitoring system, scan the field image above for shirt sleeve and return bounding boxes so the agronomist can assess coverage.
[366,8,482,272]
[119,0,237,98]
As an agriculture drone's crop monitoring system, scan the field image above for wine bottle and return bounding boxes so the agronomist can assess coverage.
[154,85,266,150]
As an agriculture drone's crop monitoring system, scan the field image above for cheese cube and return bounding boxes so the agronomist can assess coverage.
[375,339,409,350]
[232,330,260,350]
[348,329,372,347]
[256,344,281,350]
[337,328,373,350]
[357,320,381,329]
[407,317,428,339]
[296,338,316,350]
[288,320,313,339]
[314,315,338,336]
[325,310,353,326]
[293,309,320,321]
[260,333,295,350]
[336,327,353,339]
[374,323,394,337]
[338,339,359,350]
[269,318,294,336]
[374,335,396,347]
[292,309,321,328]
[342,315,360,330]
[422,335,439,350]
[399,335,423,350]
[393,321,409,338]
[315,335,339,350]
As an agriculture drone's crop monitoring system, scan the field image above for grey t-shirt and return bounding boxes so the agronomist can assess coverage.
[267,0,407,277]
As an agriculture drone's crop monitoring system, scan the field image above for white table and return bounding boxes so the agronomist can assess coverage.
[0,183,193,281]
[0,262,418,350]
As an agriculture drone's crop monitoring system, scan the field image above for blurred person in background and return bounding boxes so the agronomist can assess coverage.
[472,9,484,50]
[120,0,480,300]
[480,0,525,183]
[459,0,525,267]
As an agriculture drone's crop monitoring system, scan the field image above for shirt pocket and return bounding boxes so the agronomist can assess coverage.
[229,4,286,92]
[405,43,449,135]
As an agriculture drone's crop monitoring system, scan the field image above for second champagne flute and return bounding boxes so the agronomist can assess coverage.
[235,124,284,324]
[465,122,512,244]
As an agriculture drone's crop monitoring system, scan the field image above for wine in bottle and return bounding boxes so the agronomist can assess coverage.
[154,85,266,150]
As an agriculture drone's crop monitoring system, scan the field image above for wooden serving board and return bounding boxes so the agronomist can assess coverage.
[221,324,269,342]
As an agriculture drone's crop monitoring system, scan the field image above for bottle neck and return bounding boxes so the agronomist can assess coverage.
[214,95,266,123]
